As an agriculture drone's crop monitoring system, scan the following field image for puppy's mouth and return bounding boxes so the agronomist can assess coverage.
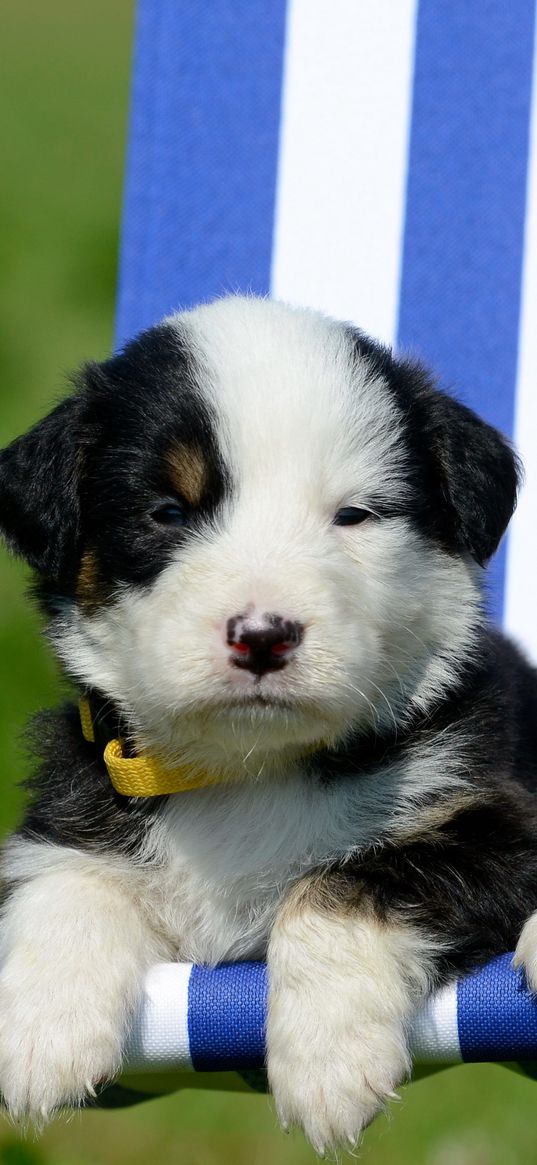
[215,691,296,711]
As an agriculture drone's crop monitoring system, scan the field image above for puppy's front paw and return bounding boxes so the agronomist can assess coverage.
[267,988,410,1155]
[267,881,434,1154]
[0,964,124,1124]
[514,911,537,992]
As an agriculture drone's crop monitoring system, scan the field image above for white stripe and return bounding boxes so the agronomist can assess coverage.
[125,962,193,1071]
[409,982,462,1063]
[504,21,537,661]
[270,0,418,344]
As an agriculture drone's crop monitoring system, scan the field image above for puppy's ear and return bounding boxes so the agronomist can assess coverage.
[432,392,520,566]
[0,395,84,580]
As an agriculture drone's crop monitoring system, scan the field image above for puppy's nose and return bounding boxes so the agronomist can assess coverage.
[226,614,303,676]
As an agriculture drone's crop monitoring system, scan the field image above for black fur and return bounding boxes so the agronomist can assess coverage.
[19,705,162,858]
[355,794,537,979]
[307,784,537,988]
[0,395,84,581]
[0,322,230,613]
[309,625,537,982]
[317,628,537,788]
[77,324,230,595]
[350,330,520,564]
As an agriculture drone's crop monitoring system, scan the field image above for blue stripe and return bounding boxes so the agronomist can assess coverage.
[115,0,288,349]
[188,962,267,1070]
[397,0,536,621]
[458,953,537,1061]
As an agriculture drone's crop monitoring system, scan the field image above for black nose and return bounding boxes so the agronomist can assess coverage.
[226,614,304,676]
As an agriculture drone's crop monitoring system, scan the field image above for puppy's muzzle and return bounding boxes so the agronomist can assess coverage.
[226,613,304,676]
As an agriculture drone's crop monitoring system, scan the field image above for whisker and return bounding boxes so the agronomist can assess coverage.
[365,678,399,737]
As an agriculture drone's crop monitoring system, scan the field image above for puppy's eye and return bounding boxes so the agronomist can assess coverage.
[334,507,371,526]
[152,503,189,527]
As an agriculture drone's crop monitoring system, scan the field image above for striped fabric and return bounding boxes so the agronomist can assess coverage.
[121,957,537,1073]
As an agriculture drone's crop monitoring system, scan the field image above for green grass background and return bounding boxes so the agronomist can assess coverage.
[2,4,537,1163]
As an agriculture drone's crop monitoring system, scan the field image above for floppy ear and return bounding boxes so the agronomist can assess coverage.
[352,333,521,567]
[432,392,521,566]
[0,395,84,580]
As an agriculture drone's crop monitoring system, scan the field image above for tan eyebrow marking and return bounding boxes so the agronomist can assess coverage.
[165,442,208,506]
[77,549,107,615]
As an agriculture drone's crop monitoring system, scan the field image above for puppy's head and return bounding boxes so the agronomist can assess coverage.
[0,297,519,770]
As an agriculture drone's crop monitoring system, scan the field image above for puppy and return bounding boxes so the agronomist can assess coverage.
[1,295,537,1152]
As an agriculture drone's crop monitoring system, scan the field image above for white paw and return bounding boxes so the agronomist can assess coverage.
[267,990,410,1154]
[0,842,165,1125]
[267,886,435,1154]
[0,961,124,1124]
[513,912,537,992]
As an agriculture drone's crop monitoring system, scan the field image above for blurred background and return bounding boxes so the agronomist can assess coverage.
[2,3,537,1163]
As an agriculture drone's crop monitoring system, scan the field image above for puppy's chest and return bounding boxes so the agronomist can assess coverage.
[144,770,384,964]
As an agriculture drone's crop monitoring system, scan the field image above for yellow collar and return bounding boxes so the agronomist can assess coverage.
[80,696,323,797]
[79,697,238,797]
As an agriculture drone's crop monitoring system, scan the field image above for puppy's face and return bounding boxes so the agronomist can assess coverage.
[0,297,518,770]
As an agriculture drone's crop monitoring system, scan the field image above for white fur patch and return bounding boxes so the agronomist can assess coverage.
[514,911,537,992]
[138,728,472,967]
[267,888,439,1153]
[0,844,171,1121]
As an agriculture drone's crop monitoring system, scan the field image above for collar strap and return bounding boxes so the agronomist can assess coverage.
[79,696,236,796]
[80,696,326,798]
